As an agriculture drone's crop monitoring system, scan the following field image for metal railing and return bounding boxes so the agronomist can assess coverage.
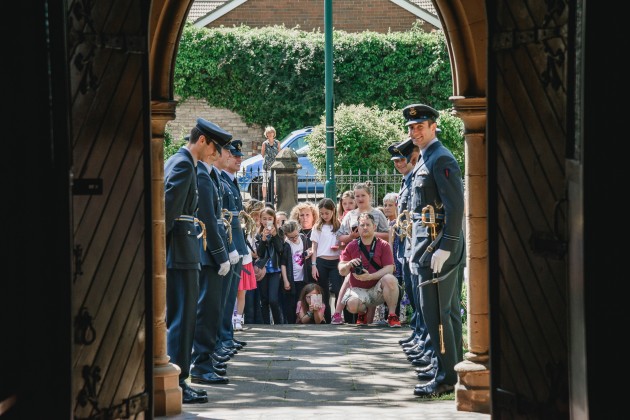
[238,167,404,207]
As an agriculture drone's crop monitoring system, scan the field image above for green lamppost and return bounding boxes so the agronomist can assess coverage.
[324,0,336,201]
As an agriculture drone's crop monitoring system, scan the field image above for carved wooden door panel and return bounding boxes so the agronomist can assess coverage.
[487,0,570,418]
[68,1,152,418]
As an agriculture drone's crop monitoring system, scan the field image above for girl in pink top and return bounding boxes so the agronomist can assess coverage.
[296,283,326,324]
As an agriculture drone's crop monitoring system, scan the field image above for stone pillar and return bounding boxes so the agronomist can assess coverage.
[151,100,182,416]
[271,148,300,214]
[450,96,490,414]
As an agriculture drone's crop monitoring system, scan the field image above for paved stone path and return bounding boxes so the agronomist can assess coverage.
[157,324,490,420]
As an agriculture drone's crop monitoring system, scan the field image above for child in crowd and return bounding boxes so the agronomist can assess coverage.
[276,211,288,228]
[237,199,265,329]
[337,190,356,224]
[310,198,342,324]
[296,283,326,324]
[255,207,285,324]
[280,220,309,324]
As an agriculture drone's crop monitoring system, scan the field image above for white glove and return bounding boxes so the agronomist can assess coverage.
[410,262,419,276]
[229,250,240,265]
[218,260,231,276]
[431,249,451,274]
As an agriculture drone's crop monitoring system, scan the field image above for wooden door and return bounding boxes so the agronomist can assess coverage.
[68,0,153,418]
[487,0,570,418]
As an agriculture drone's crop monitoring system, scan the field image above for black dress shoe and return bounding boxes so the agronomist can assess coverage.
[212,352,231,363]
[233,339,247,347]
[190,386,207,396]
[402,341,420,350]
[191,371,229,385]
[407,350,428,360]
[214,348,235,358]
[398,334,416,345]
[220,346,238,355]
[404,345,424,355]
[181,382,207,397]
[413,380,454,397]
[213,360,227,369]
[415,364,435,373]
[416,367,437,380]
[410,356,432,367]
[212,364,227,376]
[182,385,208,403]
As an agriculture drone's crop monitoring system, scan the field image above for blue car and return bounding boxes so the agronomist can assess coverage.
[237,127,324,200]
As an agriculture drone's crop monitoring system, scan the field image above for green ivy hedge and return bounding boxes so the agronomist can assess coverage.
[174,23,453,137]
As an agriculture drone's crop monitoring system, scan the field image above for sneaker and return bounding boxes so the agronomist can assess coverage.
[331,312,344,325]
[356,313,368,325]
[234,314,243,331]
[387,314,401,328]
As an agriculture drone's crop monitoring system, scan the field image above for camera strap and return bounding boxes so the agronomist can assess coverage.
[357,238,382,270]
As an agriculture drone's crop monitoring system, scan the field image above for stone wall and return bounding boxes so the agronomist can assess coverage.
[166,98,264,158]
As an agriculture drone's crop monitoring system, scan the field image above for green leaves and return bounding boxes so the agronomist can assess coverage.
[174,24,452,137]
[172,23,464,174]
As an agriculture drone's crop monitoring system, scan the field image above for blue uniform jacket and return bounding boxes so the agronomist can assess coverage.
[398,172,413,260]
[197,162,229,268]
[164,147,201,270]
[219,170,249,256]
[409,140,465,269]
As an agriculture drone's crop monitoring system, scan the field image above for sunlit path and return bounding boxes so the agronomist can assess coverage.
[157,324,490,420]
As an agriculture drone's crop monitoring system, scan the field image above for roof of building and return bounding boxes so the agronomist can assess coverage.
[188,1,225,22]
[187,0,439,28]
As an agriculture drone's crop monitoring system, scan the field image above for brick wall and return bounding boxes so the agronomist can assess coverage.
[205,0,435,33]
[166,98,265,158]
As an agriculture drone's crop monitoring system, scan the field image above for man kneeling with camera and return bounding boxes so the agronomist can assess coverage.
[338,212,401,327]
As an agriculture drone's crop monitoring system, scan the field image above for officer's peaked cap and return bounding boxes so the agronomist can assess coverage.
[388,138,415,161]
[196,118,232,146]
[402,104,439,126]
[229,139,244,156]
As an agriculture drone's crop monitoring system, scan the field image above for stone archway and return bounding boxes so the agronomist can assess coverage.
[148,0,490,414]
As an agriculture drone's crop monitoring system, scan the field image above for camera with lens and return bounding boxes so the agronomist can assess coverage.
[353,262,364,275]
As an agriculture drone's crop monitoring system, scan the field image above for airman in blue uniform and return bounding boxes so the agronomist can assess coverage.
[189,119,233,386]
[214,139,250,358]
[164,118,228,403]
[404,104,465,398]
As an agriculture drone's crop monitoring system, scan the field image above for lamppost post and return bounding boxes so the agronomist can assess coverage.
[324,0,336,201]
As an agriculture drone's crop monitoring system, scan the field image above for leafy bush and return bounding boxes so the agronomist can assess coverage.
[307,104,404,172]
[164,130,187,161]
[307,104,465,177]
[174,23,452,136]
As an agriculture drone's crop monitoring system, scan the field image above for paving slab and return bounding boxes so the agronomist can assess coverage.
[157,324,491,420]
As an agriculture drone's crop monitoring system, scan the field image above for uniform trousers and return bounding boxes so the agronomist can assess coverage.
[166,268,199,384]
[191,265,226,373]
[217,258,243,350]
[417,260,464,385]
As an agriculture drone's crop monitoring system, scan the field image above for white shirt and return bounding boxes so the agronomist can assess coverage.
[310,224,340,258]
[287,237,305,282]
